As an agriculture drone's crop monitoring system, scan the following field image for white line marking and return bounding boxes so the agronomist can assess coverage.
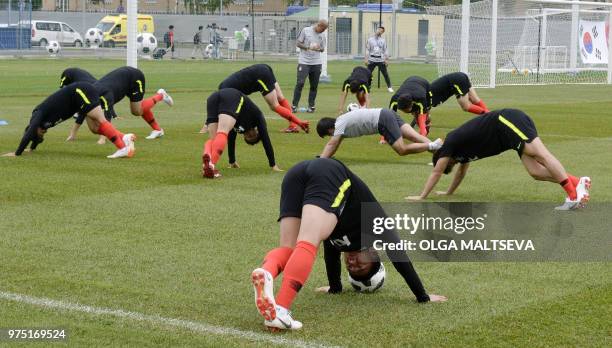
[0,291,339,348]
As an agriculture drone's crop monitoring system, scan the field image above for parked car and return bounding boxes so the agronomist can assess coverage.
[31,20,83,47]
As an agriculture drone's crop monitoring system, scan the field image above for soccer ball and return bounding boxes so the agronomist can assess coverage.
[347,103,360,112]
[204,44,214,58]
[47,41,60,55]
[348,263,386,292]
[85,28,104,48]
[137,33,157,56]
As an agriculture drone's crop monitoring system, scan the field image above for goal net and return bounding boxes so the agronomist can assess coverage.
[426,0,612,87]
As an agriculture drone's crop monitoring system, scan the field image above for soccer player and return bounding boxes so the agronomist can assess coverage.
[316,108,442,158]
[389,76,431,136]
[67,66,174,141]
[202,88,281,178]
[2,82,135,159]
[430,72,489,115]
[406,109,591,211]
[59,67,96,87]
[250,158,447,330]
[218,64,309,133]
[337,66,372,114]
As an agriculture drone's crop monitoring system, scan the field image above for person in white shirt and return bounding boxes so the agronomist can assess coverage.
[365,26,393,93]
[242,24,250,51]
[316,108,442,158]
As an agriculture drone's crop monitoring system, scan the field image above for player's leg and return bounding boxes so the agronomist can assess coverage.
[468,87,489,112]
[380,111,431,155]
[379,63,393,90]
[307,64,322,111]
[291,64,308,111]
[522,137,583,201]
[457,94,485,115]
[202,115,235,178]
[400,123,430,144]
[85,106,135,158]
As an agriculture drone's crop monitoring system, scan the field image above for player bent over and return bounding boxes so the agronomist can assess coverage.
[2,82,135,159]
[430,72,489,115]
[406,109,591,211]
[202,88,281,178]
[389,76,432,136]
[316,108,442,158]
[250,158,447,331]
[67,66,173,141]
[337,66,372,114]
[60,67,96,88]
[218,64,309,134]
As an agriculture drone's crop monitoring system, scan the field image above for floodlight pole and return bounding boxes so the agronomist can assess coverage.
[460,0,470,74]
[127,0,137,68]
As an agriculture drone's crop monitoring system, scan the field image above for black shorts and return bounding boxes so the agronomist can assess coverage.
[279,159,352,221]
[219,64,277,96]
[129,70,146,102]
[447,72,471,97]
[497,109,538,156]
[377,109,405,145]
[430,72,471,107]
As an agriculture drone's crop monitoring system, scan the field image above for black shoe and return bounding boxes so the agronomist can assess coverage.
[291,106,297,113]
[306,107,315,113]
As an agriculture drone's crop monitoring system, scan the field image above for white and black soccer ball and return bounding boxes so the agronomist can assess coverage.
[204,44,214,58]
[137,33,157,55]
[348,263,386,293]
[347,103,360,112]
[47,41,60,55]
[85,28,104,48]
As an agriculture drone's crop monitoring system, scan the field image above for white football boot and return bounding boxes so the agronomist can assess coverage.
[264,305,303,331]
[107,133,136,158]
[251,268,276,321]
[146,129,165,140]
[554,198,580,211]
[576,176,591,208]
[157,88,174,106]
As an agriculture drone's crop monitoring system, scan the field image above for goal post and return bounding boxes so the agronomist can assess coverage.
[126,0,138,68]
[427,0,612,87]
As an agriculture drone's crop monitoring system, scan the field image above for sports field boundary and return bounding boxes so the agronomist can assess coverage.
[0,291,340,348]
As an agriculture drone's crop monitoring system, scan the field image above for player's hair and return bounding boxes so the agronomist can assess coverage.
[378,26,385,31]
[348,250,382,281]
[432,150,453,175]
[317,117,336,138]
[349,80,361,94]
[169,25,174,29]
[397,94,413,110]
[244,129,260,145]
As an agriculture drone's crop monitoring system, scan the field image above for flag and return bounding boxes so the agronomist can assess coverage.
[579,20,609,64]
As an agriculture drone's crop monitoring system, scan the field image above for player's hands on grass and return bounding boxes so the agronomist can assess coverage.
[405,195,424,201]
[315,286,330,293]
[1,152,16,157]
[66,134,76,142]
[97,137,106,145]
[229,162,240,169]
[435,191,450,196]
[428,294,448,302]
[271,165,283,172]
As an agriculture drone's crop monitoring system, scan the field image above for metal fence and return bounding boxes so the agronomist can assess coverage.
[0,0,32,49]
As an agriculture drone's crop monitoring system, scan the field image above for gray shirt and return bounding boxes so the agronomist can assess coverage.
[297,25,326,65]
[334,108,382,138]
[366,35,388,63]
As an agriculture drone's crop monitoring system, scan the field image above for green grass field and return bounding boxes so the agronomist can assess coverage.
[0,59,610,347]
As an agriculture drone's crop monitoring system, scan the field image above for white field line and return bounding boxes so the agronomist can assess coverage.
[0,291,339,348]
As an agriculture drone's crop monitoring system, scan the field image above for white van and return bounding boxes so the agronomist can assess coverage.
[31,20,83,47]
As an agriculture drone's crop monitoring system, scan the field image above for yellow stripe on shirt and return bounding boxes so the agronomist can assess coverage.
[257,79,270,92]
[235,96,244,113]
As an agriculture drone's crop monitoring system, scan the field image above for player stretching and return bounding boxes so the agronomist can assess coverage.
[202,88,281,178]
[250,158,447,331]
[316,108,442,158]
[337,66,372,114]
[389,76,432,136]
[2,82,135,159]
[217,64,309,134]
[59,67,96,87]
[406,109,591,211]
[430,72,489,114]
[67,66,173,141]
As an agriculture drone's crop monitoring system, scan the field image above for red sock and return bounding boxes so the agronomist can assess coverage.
[203,139,212,158]
[261,247,293,279]
[275,241,318,309]
[567,174,579,187]
[417,114,428,136]
[210,132,228,164]
[560,177,577,200]
[141,93,163,112]
[477,100,489,112]
[467,104,485,115]
[141,109,161,131]
[279,98,292,110]
[274,105,302,124]
[97,121,125,149]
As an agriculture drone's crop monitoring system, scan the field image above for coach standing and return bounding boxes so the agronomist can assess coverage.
[291,19,328,120]
[365,26,393,93]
